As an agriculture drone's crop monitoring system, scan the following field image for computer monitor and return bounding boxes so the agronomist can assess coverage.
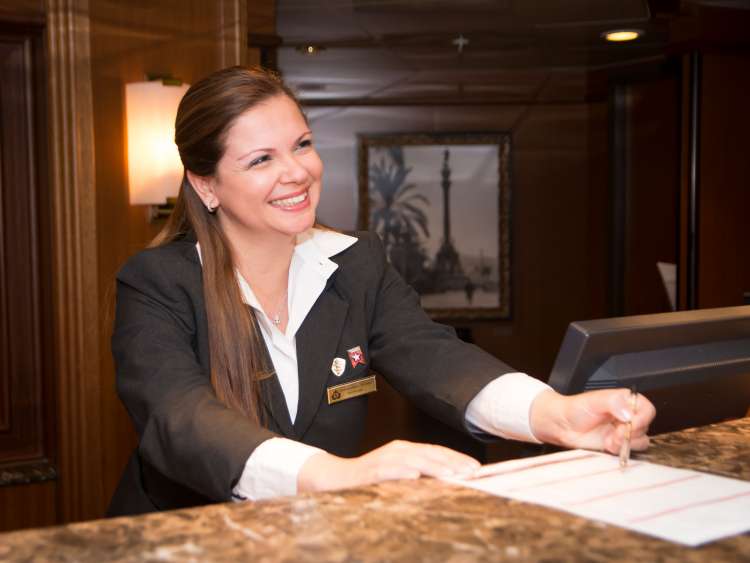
[548,306,750,434]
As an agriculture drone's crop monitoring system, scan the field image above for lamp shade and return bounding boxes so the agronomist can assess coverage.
[125,80,190,205]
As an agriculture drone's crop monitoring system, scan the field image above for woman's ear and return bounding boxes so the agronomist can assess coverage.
[186,170,219,211]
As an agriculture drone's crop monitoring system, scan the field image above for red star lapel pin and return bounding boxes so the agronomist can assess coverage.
[347,345,366,368]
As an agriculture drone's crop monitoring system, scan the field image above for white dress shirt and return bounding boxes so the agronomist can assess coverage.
[200,229,551,501]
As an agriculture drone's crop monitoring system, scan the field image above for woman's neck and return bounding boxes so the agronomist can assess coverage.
[228,230,296,333]
[231,232,296,293]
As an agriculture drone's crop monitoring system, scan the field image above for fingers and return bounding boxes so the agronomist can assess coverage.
[606,389,656,429]
[386,440,480,478]
[407,441,480,478]
[632,395,656,435]
[360,440,480,484]
[299,441,479,494]
[587,388,656,439]
[370,464,421,481]
[607,390,656,450]
[554,388,656,454]
[602,421,651,454]
[629,434,651,451]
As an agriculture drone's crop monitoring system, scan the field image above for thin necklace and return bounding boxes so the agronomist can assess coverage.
[270,288,288,327]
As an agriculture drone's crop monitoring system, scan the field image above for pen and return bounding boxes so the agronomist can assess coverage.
[619,387,638,468]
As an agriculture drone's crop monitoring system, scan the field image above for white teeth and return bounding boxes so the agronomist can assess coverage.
[270,191,308,208]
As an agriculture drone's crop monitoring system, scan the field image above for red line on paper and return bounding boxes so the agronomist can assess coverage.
[471,452,598,481]
[505,462,644,493]
[566,474,702,507]
[628,490,750,524]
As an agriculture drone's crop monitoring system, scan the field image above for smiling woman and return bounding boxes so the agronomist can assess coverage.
[108,66,655,517]
[187,94,322,246]
[148,67,308,425]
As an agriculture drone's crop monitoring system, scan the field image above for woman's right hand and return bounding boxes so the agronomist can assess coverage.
[297,440,481,494]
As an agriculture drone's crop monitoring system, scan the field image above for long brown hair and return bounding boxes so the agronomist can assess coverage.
[151,66,303,424]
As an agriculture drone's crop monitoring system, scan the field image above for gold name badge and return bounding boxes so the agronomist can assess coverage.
[327,375,377,405]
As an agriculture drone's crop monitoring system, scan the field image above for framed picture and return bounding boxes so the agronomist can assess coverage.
[358,132,511,320]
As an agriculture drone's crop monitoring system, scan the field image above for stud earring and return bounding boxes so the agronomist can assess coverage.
[206,202,217,214]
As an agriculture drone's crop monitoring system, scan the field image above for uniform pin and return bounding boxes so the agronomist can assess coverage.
[347,345,366,368]
[331,357,346,377]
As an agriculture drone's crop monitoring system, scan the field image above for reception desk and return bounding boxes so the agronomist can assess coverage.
[1,418,748,561]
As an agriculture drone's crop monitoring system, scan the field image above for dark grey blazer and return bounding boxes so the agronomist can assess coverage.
[108,231,514,516]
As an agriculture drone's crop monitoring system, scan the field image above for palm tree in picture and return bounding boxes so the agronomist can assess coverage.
[368,147,431,262]
[368,147,431,287]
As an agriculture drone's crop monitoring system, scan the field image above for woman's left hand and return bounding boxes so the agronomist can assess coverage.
[529,388,656,454]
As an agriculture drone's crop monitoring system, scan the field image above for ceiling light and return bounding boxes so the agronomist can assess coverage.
[296,45,325,55]
[602,29,643,42]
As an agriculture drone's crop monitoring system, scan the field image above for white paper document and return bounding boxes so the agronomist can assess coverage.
[449,449,750,546]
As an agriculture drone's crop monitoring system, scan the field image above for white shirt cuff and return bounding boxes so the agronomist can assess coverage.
[465,372,552,443]
[232,437,325,501]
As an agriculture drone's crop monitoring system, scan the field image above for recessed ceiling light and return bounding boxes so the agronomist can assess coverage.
[296,45,325,55]
[602,29,643,42]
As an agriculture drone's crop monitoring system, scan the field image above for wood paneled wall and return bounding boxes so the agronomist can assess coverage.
[0,24,50,471]
[0,18,56,532]
[247,0,275,67]
[470,103,611,380]
[623,75,681,315]
[0,0,42,22]
[695,53,750,308]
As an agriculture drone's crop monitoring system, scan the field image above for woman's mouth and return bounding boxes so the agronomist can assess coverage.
[269,190,309,209]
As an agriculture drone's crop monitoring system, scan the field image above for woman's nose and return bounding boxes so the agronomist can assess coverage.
[279,154,309,184]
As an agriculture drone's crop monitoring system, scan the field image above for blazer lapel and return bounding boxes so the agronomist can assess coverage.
[258,371,296,438]
[253,314,296,437]
[293,279,349,438]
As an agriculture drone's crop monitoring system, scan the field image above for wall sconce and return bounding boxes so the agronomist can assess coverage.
[125,78,189,220]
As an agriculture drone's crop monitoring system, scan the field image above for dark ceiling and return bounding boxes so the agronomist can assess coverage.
[274,0,750,103]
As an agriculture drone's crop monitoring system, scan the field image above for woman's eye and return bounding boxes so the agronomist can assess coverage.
[296,139,313,150]
[248,154,270,168]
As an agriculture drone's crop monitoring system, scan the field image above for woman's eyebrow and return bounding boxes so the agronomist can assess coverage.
[236,147,272,161]
[235,131,313,161]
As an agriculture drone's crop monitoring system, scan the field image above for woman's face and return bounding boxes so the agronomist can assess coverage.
[198,94,323,242]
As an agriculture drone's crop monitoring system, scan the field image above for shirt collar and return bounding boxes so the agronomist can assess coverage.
[194,228,357,270]
[195,228,358,336]
[283,228,357,338]
[293,228,358,279]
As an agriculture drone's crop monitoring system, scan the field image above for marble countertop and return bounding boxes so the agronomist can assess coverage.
[1,418,748,562]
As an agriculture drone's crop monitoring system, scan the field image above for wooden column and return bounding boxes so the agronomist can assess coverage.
[46,0,103,522]
[219,0,248,67]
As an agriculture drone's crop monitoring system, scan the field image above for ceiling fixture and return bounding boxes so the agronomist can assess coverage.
[452,34,470,53]
[297,45,326,55]
[602,29,643,42]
